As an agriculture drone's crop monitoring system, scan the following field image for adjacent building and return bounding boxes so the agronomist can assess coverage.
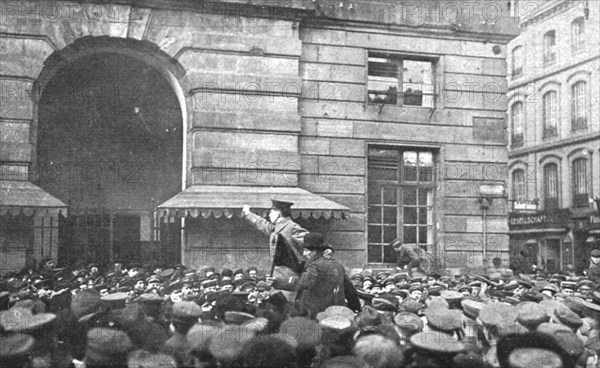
[507,0,600,273]
[1,0,518,274]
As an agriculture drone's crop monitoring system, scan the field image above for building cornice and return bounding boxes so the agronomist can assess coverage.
[522,0,582,28]
[508,132,600,158]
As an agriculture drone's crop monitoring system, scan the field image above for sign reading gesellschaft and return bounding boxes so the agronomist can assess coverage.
[509,209,571,229]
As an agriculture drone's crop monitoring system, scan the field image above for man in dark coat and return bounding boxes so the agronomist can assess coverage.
[269,232,360,317]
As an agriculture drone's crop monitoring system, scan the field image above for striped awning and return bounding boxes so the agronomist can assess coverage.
[0,180,67,217]
[155,185,349,220]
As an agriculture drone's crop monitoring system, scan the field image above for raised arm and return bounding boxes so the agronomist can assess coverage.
[241,204,274,236]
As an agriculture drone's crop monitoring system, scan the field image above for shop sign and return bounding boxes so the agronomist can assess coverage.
[509,209,570,229]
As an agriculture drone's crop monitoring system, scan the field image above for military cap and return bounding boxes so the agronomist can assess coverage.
[591,249,600,257]
[550,274,566,282]
[353,305,384,329]
[370,282,383,290]
[85,328,134,366]
[427,286,442,296]
[393,273,409,282]
[172,301,202,320]
[219,280,234,288]
[461,299,484,320]
[137,293,164,305]
[479,303,519,328]
[233,268,244,276]
[221,269,233,278]
[146,275,161,285]
[382,277,396,287]
[457,285,472,294]
[425,307,463,331]
[409,277,423,285]
[100,292,128,310]
[409,285,423,293]
[201,279,218,289]
[0,332,35,362]
[316,305,356,322]
[271,199,294,211]
[236,281,256,293]
[127,350,175,368]
[410,331,466,355]
[362,275,376,284]
[157,268,174,278]
[400,300,424,314]
[391,289,410,300]
[371,295,399,312]
[0,307,56,332]
[394,312,423,333]
[319,315,354,332]
[255,281,268,292]
[350,272,363,281]
[561,281,577,290]
[441,290,463,306]
[541,283,559,294]
[553,307,583,330]
[517,279,533,288]
[376,271,390,281]
[224,311,255,325]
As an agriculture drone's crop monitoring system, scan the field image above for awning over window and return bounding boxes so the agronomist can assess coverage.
[0,181,67,217]
[155,185,349,220]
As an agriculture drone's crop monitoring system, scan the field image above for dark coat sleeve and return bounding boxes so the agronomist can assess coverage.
[343,274,361,312]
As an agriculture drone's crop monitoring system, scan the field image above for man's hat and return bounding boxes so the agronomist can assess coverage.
[271,199,294,211]
[591,249,600,257]
[303,232,332,251]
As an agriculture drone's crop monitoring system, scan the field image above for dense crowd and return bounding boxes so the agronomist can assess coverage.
[1,252,600,368]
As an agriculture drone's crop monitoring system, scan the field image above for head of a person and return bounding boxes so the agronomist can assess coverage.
[591,250,600,264]
[302,233,330,262]
[269,200,293,223]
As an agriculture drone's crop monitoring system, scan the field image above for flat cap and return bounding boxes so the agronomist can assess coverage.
[409,331,465,355]
[172,301,202,319]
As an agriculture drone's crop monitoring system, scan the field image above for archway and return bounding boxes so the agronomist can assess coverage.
[34,37,187,268]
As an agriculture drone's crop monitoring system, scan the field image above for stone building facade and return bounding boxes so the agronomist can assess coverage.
[0,0,518,274]
[507,0,600,273]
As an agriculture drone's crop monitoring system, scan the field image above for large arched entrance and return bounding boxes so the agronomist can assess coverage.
[35,37,186,268]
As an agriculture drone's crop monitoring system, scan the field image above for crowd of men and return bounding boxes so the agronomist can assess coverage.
[1,246,600,368]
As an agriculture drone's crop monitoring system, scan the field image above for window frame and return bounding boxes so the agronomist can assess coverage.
[511,101,524,146]
[511,46,523,79]
[571,17,585,54]
[367,146,437,265]
[571,81,588,131]
[571,157,589,207]
[367,52,437,108]
[543,30,557,66]
[542,90,558,138]
[543,163,559,209]
[512,169,526,203]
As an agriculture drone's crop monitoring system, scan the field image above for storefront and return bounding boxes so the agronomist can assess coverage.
[509,209,572,273]
[572,210,600,271]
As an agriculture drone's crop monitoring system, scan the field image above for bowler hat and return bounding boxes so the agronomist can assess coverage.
[303,232,332,251]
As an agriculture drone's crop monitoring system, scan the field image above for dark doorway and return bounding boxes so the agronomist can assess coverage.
[38,49,183,267]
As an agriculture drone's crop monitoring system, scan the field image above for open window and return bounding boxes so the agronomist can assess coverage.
[367,52,435,108]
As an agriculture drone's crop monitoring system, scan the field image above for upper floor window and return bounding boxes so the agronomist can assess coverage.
[572,158,588,207]
[542,91,558,138]
[543,30,556,65]
[512,46,523,79]
[571,18,585,53]
[543,163,559,209]
[571,81,587,130]
[367,52,435,108]
[512,169,526,202]
[511,102,524,146]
